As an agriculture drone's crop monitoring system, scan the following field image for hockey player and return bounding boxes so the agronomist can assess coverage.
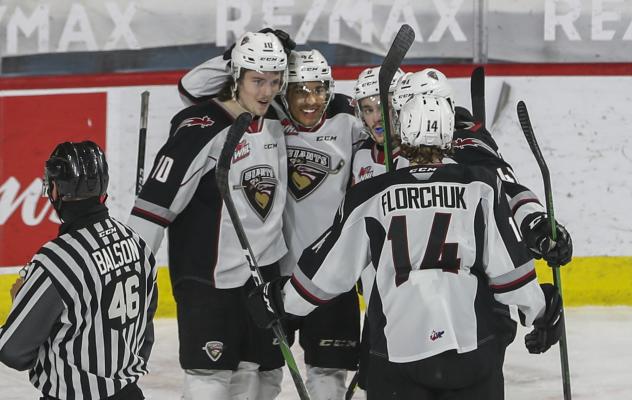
[350,67,408,396]
[390,68,572,267]
[179,45,367,399]
[248,94,564,399]
[352,66,408,185]
[129,32,289,400]
[278,49,366,400]
[0,141,157,400]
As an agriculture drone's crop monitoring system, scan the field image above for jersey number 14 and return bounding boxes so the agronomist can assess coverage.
[387,213,461,287]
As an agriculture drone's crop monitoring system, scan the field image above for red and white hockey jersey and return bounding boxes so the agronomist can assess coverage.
[283,164,545,363]
[129,99,288,290]
[275,96,365,275]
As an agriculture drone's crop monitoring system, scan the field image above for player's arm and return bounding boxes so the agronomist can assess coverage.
[0,262,64,370]
[129,121,219,254]
[481,177,546,326]
[283,199,372,317]
[498,166,573,266]
[179,56,231,106]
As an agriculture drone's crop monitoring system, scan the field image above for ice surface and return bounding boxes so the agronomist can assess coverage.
[2,307,630,399]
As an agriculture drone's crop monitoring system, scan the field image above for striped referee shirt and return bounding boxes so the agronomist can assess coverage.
[0,205,157,399]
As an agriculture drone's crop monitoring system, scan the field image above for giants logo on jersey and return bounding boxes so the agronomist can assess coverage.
[287,146,331,201]
[232,139,251,163]
[238,165,277,220]
[357,165,374,182]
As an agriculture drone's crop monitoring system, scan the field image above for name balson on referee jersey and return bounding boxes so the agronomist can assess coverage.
[0,213,157,400]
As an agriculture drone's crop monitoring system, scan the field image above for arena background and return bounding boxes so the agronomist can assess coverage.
[2,0,632,322]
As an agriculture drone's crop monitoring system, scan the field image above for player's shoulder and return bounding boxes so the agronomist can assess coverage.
[326,93,356,118]
[358,138,374,151]
[431,163,499,187]
[170,100,233,139]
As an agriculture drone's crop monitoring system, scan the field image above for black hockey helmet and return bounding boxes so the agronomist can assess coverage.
[43,141,109,202]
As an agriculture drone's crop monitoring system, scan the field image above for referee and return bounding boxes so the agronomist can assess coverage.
[0,141,158,400]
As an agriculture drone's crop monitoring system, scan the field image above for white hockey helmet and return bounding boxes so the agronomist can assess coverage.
[399,94,455,149]
[286,50,334,86]
[353,66,404,101]
[231,32,288,89]
[392,68,454,112]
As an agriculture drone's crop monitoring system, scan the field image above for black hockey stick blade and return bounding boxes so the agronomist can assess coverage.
[516,100,572,400]
[135,91,150,196]
[379,24,415,172]
[214,112,311,400]
[471,66,486,126]
[516,101,554,229]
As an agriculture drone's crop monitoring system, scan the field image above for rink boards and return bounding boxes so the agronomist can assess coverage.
[1,65,631,320]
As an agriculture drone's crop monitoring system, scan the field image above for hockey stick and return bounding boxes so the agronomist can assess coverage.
[215,112,311,400]
[471,66,486,126]
[344,368,360,400]
[379,24,415,172]
[516,101,572,400]
[136,91,150,195]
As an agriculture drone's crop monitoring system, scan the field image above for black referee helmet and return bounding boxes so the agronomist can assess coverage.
[44,141,109,202]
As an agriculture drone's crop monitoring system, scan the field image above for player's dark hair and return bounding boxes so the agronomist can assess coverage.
[217,77,236,101]
[400,144,452,164]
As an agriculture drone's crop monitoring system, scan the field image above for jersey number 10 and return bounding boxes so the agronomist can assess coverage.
[387,213,461,287]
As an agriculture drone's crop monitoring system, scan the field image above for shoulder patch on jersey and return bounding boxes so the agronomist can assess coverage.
[169,101,232,139]
[287,146,343,201]
[452,135,500,158]
[235,165,277,220]
[357,165,375,182]
[174,116,215,134]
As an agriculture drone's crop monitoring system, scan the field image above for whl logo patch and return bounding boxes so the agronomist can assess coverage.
[202,341,224,362]
[287,146,331,201]
[357,165,374,182]
[238,165,277,220]
[232,139,251,163]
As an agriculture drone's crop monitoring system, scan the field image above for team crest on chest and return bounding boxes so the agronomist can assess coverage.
[287,146,335,201]
[237,165,277,220]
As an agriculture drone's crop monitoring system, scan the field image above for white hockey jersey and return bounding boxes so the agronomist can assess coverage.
[275,96,365,275]
[129,99,288,289]
[283,164,545,363]
[351,141,410,184]
[352,140,409,307]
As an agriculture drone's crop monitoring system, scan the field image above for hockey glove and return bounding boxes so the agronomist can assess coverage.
[521,212,573,266]
[525,283,564,354]
[223,28,296,60]
[246,276,289,329]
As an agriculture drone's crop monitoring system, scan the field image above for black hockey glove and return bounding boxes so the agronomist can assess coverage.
[223,28,296,60]
[246,276,289,329]
[521,212,573,266]
[525,283,564,354]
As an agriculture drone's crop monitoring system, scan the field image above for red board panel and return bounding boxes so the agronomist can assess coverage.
[0,93,107,267]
